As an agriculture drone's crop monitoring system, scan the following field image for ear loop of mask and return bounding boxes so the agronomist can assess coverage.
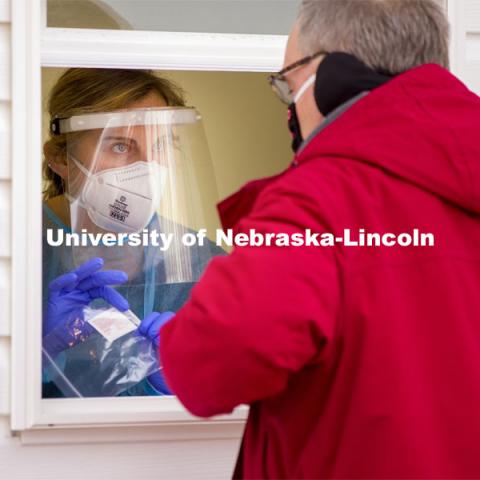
[64,154,90,204]
[69,154,90,176]
[293,74,316,104]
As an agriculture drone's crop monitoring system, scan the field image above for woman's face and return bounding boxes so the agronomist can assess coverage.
[69,91,170,174]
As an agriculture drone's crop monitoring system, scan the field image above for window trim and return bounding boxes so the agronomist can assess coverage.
[37,398,249,428]
[465,0,480,93]
[448,0,480,94]
[11,0,44,432]
[449,0,468,77]
[20,420,246,446]
[12,0,268,433]
[42,28,286,72]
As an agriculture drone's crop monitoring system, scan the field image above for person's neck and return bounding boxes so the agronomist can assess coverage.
[46,194,71,227]
[300,99,324,140]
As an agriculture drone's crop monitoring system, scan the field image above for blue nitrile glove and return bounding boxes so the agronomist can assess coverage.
[138,311,175,395]
[43,257,129,358]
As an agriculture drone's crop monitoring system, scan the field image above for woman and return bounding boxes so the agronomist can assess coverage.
[42,68,221,397]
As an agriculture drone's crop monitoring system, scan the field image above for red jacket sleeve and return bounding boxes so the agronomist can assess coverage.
[159,173,340,417]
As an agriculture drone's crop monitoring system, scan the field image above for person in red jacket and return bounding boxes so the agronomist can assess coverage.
[156,0,480,477]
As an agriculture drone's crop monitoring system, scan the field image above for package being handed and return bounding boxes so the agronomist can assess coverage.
[42,307,159,397]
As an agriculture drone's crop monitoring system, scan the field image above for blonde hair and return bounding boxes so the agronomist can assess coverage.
[43,68,185,200]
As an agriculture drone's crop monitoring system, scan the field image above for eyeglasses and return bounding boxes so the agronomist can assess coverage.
[268,50,328,104]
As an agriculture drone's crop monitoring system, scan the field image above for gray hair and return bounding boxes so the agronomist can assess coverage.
[297,0,450,74]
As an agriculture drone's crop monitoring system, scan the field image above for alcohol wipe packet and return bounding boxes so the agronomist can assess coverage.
[42,307,160,397]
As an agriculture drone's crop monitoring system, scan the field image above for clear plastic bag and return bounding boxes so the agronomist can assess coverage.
[42,307,160,397]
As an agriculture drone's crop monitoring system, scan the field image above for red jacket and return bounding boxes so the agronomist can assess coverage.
[160,64,480,479]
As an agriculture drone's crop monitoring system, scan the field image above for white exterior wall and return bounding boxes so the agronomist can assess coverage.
[0,0,478,478]
[0,0,13,468]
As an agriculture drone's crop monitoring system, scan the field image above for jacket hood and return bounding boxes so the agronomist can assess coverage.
[298,64,480,214]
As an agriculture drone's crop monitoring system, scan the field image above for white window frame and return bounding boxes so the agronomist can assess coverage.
[42,28,287,72]
[447,0,480,95]
[464,0,480,94]
[11,0,287,438]
[448,0,468,78]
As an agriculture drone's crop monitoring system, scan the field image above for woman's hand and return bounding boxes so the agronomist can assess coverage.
[138,311,175,394]
[43,257,129,357]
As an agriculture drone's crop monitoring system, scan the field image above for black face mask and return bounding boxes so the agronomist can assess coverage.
[288,52,393,153]
[287,102,304,153]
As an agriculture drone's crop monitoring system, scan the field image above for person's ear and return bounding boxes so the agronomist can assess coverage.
[44,142,68,179]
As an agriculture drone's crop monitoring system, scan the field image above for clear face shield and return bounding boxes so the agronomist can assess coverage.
[44,107,222,397]
[58,107,221,287]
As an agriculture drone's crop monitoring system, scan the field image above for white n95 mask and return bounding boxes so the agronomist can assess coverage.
[71,156,167,234]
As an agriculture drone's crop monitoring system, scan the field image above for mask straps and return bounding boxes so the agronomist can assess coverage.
[68,154,92,178]
[293,74,316,104]
[64,154,92,207]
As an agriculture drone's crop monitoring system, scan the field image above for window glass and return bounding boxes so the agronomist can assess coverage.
[41,67,291,398]
[47,0,301,35]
